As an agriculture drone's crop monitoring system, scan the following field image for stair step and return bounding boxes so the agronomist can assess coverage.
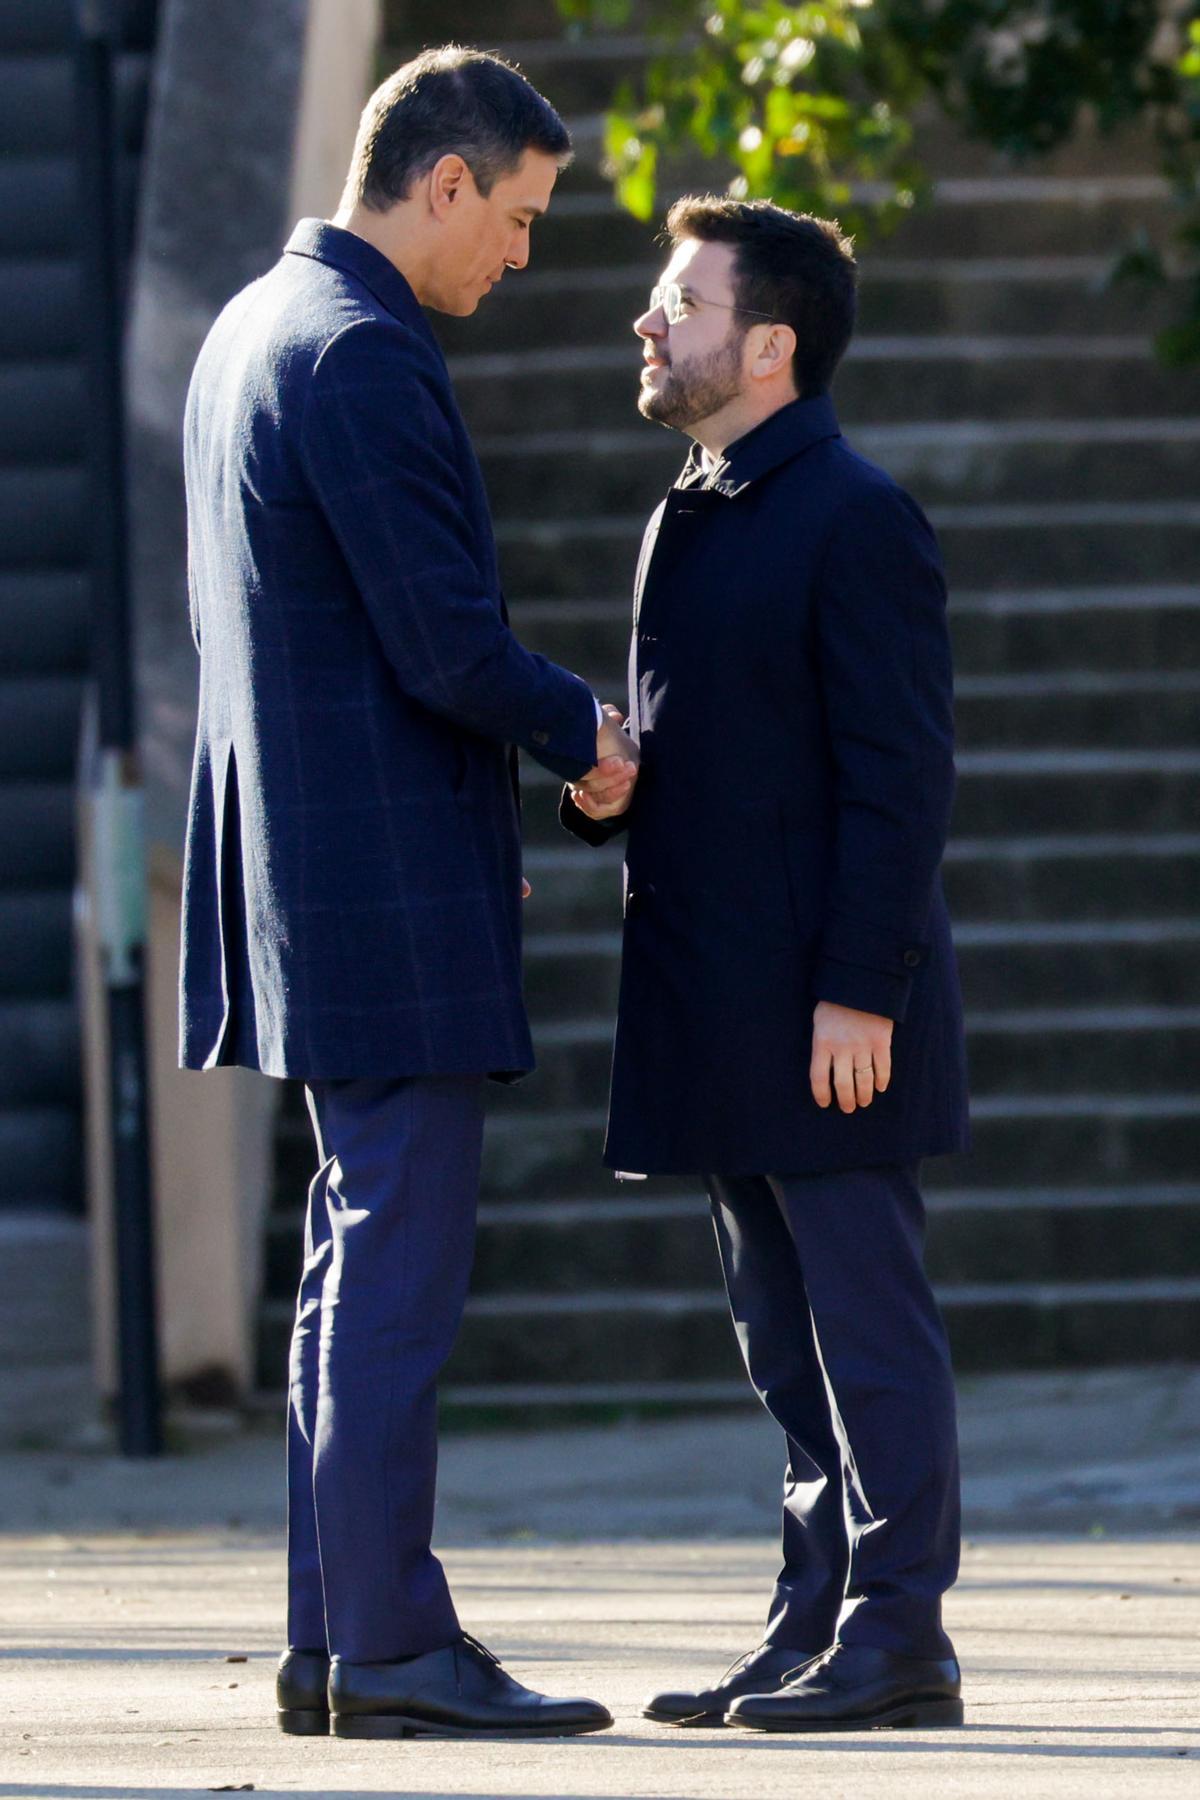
[463,1005,1200,1111]
[514,918,1200,1011]
[0,467,86,567]
[455,342,1198,433]
[945,833,1200,923]
[256,1271,1200,1394]
[953,673,1200,750]
[0,998,80,1105]
[1,1,158,55]
[950,751,1200,834]
[437,1380,754,1418]
[517,756,1200,843]
[957,586,1200,673]
[263,1180,1200,1304]
[0,889,72,996]
[509,586,1200,678]
[0,781,76,884]
[0,1102,81,1211]
[0,1,79,53]
[541,672,1200,752]
[472,419,1200,514]
[522,834,1200,929]
[0,675,82,778]
[0,154,140,257]
[0,258,82,360]
[407,1098,1200,1200]
[0,571,89,675]
[389,0,624,37]
[438,260,1183,357]
[482,181,1177,269]
[460,39,662,118]
[0,360,84,463]
[940,505,1198,589]
[0,49,150,157]
[490,502,1200,596]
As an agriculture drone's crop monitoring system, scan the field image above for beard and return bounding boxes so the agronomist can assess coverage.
[638,330,745,432]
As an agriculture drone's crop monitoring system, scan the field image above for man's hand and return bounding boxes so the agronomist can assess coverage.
[571,705,640,820]
[595,703,638,766]
[810,1001,894,1113]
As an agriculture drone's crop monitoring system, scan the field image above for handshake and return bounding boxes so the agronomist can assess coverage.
[572,703,640,821]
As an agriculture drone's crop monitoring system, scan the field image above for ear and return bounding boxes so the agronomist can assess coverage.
[750,321,797,384]
[428,153,471,221]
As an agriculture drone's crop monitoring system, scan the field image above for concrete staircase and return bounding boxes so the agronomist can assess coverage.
[257,2,1200,1409]
[0,1,158,1216]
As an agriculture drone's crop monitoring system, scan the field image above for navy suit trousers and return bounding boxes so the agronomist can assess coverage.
[286,1075,485,1660]
[706,1164,960,1658]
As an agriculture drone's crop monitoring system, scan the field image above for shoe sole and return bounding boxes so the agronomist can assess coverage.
[642,1708,725,1727]
[331,1713,611,1740]
[277,1708,331,1736]
[728,1696,965,1733]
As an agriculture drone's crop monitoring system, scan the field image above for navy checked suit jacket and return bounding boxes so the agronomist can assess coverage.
[179,221,598,1080]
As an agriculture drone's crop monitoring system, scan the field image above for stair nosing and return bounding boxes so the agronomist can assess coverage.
[260,1274,1200,1325]
[522,833,1200,866]
[265,1178,1200,1230]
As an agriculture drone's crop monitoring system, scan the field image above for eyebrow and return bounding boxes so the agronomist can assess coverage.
[515,203,546,219]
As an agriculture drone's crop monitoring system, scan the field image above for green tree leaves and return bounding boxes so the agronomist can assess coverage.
[553,1,1200,359]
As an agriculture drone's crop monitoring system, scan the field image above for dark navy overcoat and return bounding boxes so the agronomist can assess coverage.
[562,394,970,1175]
[180,221,598,1081]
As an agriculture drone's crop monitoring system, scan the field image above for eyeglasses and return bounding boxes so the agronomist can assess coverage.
[647,282,777,326]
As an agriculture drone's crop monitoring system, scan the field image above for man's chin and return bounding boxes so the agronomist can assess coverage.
[638,388,684,429]
[428,292,483,318]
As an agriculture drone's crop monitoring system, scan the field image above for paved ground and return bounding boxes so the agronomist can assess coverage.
[4,1537,1198,1798]
[1,1367,1198,1798]
[3,1364,1198,1538]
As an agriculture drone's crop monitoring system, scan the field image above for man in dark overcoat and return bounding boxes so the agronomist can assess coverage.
[564,196,970,1732]
[180,49,634,1740]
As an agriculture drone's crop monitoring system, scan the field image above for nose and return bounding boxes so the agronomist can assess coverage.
[506,229,531,271]
[634,303,666,341]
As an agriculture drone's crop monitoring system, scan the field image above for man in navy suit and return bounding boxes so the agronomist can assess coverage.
[180,48,634,1739]
[564,197,970,1732]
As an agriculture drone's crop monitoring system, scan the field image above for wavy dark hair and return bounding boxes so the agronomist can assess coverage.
[344,45,572,210]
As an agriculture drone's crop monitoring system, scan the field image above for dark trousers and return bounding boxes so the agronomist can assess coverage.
[706,1163,960,1659]
[285,1074,485,1661]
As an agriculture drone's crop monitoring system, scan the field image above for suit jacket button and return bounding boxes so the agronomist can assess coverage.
[532,729,549,746]
[904,949,922,968]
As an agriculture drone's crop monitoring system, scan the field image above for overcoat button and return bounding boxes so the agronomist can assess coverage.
[903,949,922,968]
[532,729,549,746]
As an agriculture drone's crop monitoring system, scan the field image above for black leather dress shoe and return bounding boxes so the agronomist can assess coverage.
[643,1640,825,1727]
[727,1642,963,1732]
[276,1647,331,1735]
[329,1633,613,1739]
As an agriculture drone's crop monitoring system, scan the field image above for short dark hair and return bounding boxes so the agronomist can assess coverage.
[344,45,572,211]
[664,196,857,397]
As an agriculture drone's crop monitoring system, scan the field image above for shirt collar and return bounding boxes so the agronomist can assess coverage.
[284,218,439,348]
[677,392,842,497]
